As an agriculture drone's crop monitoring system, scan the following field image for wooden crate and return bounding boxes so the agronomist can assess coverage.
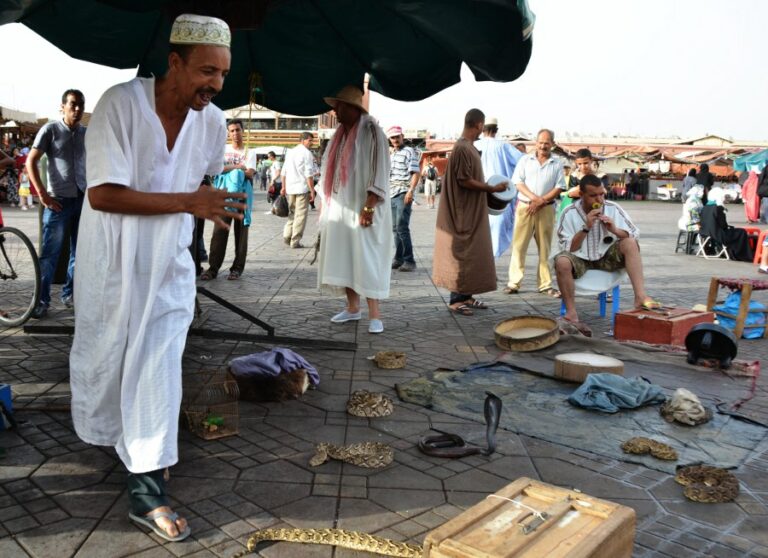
[424,477,635,558]
[614,308,714,347]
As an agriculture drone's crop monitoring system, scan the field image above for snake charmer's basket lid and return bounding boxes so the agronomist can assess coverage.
[494,316,560,352]
[487,174,517,215]
[685,323,737,367]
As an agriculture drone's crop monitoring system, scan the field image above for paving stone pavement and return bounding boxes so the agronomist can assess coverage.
[1,196,767,557]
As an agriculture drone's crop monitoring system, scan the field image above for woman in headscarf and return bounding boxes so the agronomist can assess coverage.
[678,185,704,232]
[696,163,715,205]
[680,168,697,202]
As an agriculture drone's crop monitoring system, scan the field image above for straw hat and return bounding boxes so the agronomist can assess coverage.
[486,117,498,126]
[324,85,367,113]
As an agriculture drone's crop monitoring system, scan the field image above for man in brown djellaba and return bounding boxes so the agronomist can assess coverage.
[432,108,507,316]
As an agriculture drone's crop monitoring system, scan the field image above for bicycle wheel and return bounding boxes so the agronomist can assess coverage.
[0,226,41,327]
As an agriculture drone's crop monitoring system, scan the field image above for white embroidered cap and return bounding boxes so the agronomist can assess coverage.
[170,14,231,48]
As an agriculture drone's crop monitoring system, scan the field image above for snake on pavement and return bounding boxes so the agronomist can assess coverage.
[309,441,394,468]
[621,437,678,461]
[346,390,394,417]
[234,528,421,557]
[675,465,740,503]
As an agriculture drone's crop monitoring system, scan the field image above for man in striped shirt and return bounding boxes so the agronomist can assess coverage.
[555,173,659,328]
[387,125,420,271]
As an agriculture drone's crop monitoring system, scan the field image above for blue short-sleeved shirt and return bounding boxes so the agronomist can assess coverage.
[32,120,87,198]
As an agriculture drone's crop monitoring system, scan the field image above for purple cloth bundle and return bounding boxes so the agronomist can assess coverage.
[229,348,320,386]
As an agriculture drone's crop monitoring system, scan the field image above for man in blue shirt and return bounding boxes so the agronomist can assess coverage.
[26,89,87,318]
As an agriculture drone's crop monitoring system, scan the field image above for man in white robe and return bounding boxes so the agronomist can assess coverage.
[474,117,522,258]
[69,14,245,542]
[317,85,393,334]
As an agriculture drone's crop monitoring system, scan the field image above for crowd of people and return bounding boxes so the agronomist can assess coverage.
[2,11,762,545]
[0,145,33,209]
[677,163,759,262]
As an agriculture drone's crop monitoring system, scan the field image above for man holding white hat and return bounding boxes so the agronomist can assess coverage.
[69,13,244,542]
[387,125,420,271]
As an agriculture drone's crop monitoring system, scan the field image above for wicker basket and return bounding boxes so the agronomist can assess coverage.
[373,351,407,369]
[182,368,240,440]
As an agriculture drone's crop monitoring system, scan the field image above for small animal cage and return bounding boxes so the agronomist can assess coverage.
[182,368,240,440]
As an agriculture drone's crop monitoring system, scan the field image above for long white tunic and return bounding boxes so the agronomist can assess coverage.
[317,115,393,300]
[70,77,225,473]
[475,136,522,258]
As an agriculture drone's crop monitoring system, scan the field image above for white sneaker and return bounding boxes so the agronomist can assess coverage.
[331,310,361,323]
[368,319,384,334]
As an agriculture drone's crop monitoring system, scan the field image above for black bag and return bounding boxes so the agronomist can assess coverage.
[758,167,768,198]
[272,194,289,217]
[427,166,437,180]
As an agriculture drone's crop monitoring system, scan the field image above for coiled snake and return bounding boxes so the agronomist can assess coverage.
[418,391,502,458]
[675,465,740,503]
[621,437,678,461]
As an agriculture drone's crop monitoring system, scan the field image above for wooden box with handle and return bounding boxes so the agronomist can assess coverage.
[423,477,635,558]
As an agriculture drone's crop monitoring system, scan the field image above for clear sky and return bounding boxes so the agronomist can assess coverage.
[370,0,767,140]
[0,0,764,141]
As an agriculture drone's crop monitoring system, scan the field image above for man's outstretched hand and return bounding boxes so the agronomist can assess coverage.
[190,185,247,229]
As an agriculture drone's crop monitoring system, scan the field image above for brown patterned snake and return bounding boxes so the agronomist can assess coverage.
[309,441,394,468]
[675,465,739,503]
[232,528,421,557]
[346,390,394,417]
[621,437,678,460]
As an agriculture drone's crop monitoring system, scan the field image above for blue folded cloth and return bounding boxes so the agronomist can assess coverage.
[568,373,665,413]
[213,169,254,227]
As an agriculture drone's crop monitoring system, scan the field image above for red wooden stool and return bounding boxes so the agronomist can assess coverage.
[706,277,768,338]
[742,226,762,253]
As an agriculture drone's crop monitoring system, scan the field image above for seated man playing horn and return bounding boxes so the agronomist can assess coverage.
[554,173,660,332]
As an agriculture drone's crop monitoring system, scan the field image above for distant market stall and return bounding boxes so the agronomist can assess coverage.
[734,149,768,173]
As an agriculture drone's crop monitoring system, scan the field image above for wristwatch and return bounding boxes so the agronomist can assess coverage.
[581,227,590,233]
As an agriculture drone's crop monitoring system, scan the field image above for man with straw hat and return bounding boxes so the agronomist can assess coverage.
[69,13,244,542]
[317,85,393,334]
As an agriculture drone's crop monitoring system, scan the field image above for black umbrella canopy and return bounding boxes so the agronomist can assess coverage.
[0,0,534,115]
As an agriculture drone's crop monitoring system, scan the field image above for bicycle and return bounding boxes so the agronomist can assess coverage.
[0,206,41,327]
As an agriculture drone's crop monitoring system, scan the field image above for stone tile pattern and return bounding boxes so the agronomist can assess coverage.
[0,199,767,557]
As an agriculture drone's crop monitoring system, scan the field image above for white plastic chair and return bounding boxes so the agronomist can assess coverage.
[559,269,627,329]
